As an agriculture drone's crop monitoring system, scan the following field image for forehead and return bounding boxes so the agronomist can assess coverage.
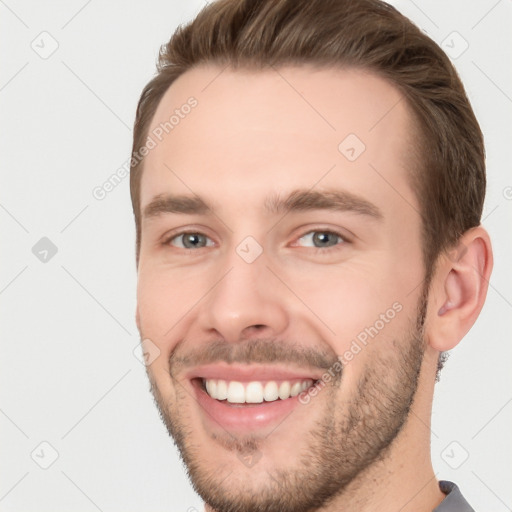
[140,64,418,218]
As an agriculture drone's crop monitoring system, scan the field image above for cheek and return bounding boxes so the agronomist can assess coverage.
[136,266,205,348]
[287,257,421,358]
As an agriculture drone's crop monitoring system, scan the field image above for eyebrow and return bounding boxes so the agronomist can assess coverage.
[142,188,383,220]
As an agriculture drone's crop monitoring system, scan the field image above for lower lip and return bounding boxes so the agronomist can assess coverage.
[191,379,307,431]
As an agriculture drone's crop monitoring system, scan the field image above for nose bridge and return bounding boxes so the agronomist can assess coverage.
[199,236,289,342]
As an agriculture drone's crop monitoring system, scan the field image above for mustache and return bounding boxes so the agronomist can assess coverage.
[169,337,342,375]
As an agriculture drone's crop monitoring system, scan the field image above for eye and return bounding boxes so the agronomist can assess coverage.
[165,231,214,249]
[295,230,346,250]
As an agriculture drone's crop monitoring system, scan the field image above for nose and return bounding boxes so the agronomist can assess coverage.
[197,246,289,343]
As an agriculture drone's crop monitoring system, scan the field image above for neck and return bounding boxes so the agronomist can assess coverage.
[317,410,445,512]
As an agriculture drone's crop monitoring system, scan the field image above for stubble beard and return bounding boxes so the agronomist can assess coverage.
[145,292,428,512]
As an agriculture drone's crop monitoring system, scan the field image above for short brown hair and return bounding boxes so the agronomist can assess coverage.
[130,0,485,276]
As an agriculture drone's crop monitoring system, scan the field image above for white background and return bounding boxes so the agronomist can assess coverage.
[0,1,510,511]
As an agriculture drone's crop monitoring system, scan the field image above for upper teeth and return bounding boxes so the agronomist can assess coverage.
[204,379,314,403]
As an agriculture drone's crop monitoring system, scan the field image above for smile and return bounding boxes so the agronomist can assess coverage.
[185,364,324,431]
[202,378,315,404]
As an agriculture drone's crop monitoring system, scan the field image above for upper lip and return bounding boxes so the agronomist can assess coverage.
[185,363,324,382]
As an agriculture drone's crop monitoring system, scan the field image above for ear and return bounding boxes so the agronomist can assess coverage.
[425,225,493,351]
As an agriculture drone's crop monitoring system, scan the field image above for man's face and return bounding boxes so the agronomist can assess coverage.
[136,65,430,511]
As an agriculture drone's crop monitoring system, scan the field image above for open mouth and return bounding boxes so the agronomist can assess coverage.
[188,367,324,431]
[196,377,318,405]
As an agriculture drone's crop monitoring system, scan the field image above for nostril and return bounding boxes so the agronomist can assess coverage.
[240,324,267,339]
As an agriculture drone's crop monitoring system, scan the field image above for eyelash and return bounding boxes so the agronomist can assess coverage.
[162,229,349,254]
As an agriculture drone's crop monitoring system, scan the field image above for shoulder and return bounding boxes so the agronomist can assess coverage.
[434,480,476,512]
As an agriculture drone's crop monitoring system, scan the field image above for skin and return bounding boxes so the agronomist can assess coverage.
[135,65,493,512]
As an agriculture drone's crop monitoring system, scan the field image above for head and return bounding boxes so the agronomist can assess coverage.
[131,1,492,511]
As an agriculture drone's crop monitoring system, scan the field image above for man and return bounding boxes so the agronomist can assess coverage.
[129,0,493,510]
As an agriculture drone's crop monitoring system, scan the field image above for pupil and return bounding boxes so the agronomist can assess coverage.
[185,234,203,248]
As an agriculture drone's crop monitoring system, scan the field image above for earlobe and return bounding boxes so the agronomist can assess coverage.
[427,226,493,351]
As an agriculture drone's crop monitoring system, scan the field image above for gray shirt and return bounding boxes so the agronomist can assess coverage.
[435,481,475,511]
